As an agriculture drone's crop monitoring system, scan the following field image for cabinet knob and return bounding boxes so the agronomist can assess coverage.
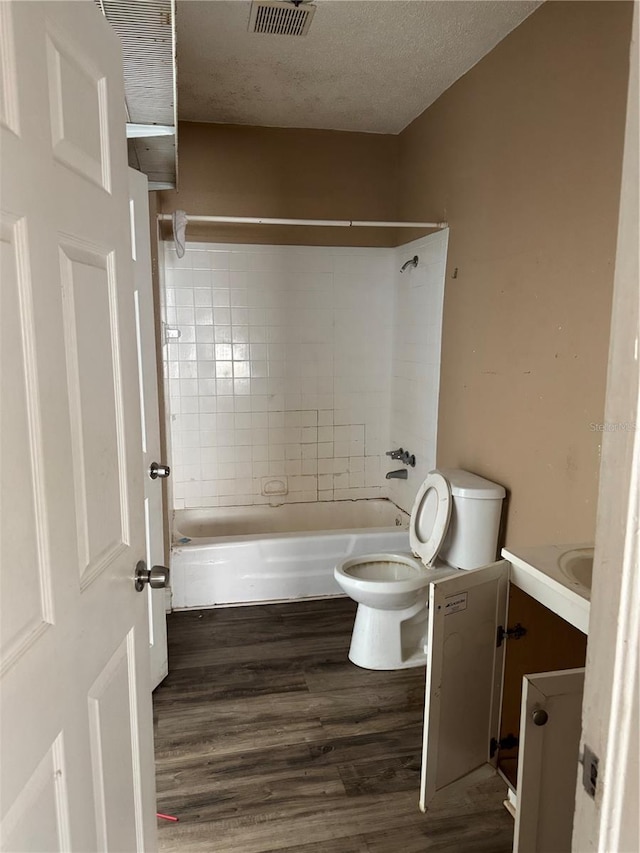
[532,708,549,726]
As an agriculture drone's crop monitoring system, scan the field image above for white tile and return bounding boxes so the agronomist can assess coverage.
[198,396,217,413]
[318,459,333,475]
[212,291,230,308]
[250,394,269,411]
[173,270,193,288]
[333,458,349,474]
[232,326,249,344]
[234,397,251,414]
[175,307,195,325]
[333,473,349,489]
[211,270,230,287]
[215,326,232,343]
[209,253,230,271]
[196,326,214,343]
[233,362,250,378]
[302,459,317,475]
[334,441,350,458]
[193,270,211,287]
[194,288,213,307]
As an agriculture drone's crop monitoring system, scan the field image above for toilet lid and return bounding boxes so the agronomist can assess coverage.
[409,470,452,567]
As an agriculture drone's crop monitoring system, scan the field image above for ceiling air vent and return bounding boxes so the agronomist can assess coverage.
[248,0,316,37]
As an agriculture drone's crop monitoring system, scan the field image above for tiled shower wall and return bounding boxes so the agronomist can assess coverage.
[164,244,395,509]
[388,231,449,513]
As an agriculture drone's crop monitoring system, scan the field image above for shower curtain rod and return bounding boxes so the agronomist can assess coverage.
[158,213,447,229]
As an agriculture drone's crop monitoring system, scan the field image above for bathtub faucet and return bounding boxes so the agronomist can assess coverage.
[386,448,404,460]
[386,469,408,480]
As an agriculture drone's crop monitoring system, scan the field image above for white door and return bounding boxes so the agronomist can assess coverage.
[420,560,510,811]
[129,168,169,690]
[0,3,157,851]
[514,668,585,853]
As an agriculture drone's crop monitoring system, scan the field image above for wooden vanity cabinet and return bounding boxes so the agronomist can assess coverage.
[419,559,588,852]
[498,586,588,787]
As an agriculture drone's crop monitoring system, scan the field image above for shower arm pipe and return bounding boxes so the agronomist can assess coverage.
[157,213,447,229]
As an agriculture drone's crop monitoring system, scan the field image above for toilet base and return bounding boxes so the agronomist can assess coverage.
[348,598,428,670]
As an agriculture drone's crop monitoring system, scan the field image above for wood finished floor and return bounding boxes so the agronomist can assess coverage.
[153,598,514,853]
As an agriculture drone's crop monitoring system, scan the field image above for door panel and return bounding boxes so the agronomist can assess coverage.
[58,239,130,586]
[0,734,71,852]
[1,213,54,671]
[0,3,157,850]
[514,668,585,853]
[420,560,509,811]
[87,632,143,852]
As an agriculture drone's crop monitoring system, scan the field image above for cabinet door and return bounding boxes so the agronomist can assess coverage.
[420,560,510,811]
[513,668,585,853]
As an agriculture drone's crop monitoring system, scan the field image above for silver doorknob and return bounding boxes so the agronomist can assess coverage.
[532,708,549,726]
[149,462,170,480]
[135,560,170,592]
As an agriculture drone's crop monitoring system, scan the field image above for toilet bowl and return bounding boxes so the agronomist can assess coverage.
[334,468,505,670]
[335,552,432,670]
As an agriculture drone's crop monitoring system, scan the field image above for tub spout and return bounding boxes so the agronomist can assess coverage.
[386,469,408,480]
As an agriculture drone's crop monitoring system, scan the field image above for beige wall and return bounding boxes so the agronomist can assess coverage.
[399,0,633,547]
[158,122,400,247]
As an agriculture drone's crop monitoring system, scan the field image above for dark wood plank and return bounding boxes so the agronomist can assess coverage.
[154,599,514,852]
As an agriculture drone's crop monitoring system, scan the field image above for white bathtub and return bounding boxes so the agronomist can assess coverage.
[170,499,410,609]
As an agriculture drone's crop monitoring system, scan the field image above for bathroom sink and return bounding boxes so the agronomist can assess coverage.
[559,547,594,590]
[502,542,594,634]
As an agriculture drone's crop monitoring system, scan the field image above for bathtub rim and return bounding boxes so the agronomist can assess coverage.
[172,522,409,550]
[172,498,410,546]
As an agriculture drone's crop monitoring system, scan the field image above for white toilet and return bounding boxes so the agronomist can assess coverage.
[334,468,505,670]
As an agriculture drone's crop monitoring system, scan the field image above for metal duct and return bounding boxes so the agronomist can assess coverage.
[96,0,177,189]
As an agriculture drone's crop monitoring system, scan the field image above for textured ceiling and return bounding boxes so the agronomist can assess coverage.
[176,0,542,134]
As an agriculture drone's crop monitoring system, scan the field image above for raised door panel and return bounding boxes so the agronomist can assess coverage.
[514,668,585,853]
[88,631,145,853]
[0,3,20,136]
[420,560,509,812]
[0,213,53,673]
[45,23,110,190]
[0,735,70,852]
[58,239,130,589]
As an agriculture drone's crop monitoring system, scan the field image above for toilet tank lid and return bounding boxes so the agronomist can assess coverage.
[439,468,506,500]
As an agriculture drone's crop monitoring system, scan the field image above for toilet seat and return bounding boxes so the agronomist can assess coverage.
[409,471,452,567]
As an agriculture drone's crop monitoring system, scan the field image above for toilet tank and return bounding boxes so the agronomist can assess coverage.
[438,469,505,570]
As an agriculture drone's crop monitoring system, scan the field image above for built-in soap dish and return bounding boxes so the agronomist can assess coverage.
[261,477,288,497]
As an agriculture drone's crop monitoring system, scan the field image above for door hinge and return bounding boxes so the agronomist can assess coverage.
[496,622,527,647]
[580,745,599,798]
[490,733,519,758]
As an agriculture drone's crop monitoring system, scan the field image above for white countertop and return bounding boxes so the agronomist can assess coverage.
[501,543,592,635]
